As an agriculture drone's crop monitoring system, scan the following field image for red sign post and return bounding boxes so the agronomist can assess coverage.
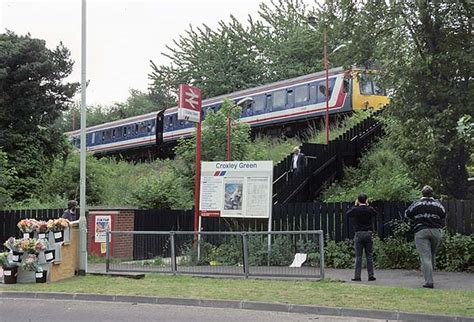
[178,84,202,236]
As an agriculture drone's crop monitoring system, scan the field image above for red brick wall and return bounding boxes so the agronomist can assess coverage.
[87,210,135,259]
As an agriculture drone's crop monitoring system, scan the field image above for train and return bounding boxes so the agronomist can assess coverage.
[66,66,389,156]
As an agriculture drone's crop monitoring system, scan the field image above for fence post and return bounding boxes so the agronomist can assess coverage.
[242,232,249,278]
[170,232,177,274]
[105,231,110,272]
[319,231,325,280]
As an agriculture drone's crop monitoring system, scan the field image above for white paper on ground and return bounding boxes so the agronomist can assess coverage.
[289,253,307,268]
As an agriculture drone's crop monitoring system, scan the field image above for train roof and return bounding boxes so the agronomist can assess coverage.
[66,66,347,136]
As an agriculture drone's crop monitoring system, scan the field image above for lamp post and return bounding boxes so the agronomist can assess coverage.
[227,97,253,161]
[79,0,87,276]
[307,17,348,145]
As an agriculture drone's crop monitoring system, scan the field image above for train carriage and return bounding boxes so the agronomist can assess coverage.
[66,67,388,155]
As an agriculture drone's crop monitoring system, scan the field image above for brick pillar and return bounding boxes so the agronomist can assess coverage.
[87,209,135,259]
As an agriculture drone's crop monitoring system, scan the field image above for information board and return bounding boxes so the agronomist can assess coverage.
[200,161,273,218]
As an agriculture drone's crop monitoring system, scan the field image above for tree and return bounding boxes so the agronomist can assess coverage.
[0,31,79,200]
[0,149,16,209]
[380,1,473,198]
[174,99,253,193]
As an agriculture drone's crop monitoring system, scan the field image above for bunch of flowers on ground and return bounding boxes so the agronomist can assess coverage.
[21,254,40,271]
[0,252,11,268]
[35,239,48,252]
[3,237,20,252]
[35,220,49,233]
[17,219,38,233]
[47,218,70,232]
[18,238,37,253]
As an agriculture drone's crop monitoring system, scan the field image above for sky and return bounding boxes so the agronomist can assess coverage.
[0,0,266,106]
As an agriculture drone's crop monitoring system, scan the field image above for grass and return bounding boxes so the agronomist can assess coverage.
[2,274,473,317]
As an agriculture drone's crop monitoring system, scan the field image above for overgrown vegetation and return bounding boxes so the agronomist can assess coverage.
[176,222,473,273]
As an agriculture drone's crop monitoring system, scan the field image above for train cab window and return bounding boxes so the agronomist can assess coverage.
[252,95,265,114]
[287,89,294,107]
[360,74,372,95]
[295,85,309,104]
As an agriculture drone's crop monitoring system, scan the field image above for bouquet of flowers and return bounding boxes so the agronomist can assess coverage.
[35,239,48,252]
[18,238,37,254]
[17,219,38,233]
[47,218,70,232]
[3,237,20,252]
[21,254,40,271]
[36,221,49,233]
[0,252,11,268]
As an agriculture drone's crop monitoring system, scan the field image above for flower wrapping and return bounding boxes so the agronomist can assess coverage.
[47,218,70,232]
[17,219,38,233]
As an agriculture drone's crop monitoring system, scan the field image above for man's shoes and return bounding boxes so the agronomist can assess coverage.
[422,283,434,289]
[368,276,376,281]
[351,278,361,281]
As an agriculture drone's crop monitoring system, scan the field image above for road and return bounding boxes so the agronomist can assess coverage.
[0,298,388,322]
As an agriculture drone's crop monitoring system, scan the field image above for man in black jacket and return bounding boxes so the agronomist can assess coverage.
[405,185,446,289]
[346,193,377,282]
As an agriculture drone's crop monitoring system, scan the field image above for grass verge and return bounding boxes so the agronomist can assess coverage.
[2,274,473,317]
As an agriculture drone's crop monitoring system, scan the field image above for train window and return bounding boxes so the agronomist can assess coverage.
[147,121,152,133]
[343,79,350,93]
[123,126,127,137]
[252,95,265,114]
[273,90,285,110]
[265,94,272,112]
[287,89,294,106]
[309,84,317,102]
[359,74,372,95]
[135,123,139,134]
[92,133,96,144]
[295,85,309,103]
[112,129,116,139]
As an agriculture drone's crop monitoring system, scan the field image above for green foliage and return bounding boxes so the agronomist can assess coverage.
[437,232,474,273]
[323,138,419,202]
[373,221,419,269]
[38,151,108,206]
[324,238,354,269]
[0,150,15,209]
[380,2,473,198]
[129,165,193,209]
[0,31,78,201]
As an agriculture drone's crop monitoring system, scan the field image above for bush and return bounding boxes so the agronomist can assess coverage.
[324,238,354,268]
[373,220,419,269]
[437,231,474,272]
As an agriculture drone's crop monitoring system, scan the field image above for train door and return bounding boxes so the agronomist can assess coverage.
[155,110,164,145]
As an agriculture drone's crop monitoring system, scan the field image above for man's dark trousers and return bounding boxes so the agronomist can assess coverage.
[354,231,374,279]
